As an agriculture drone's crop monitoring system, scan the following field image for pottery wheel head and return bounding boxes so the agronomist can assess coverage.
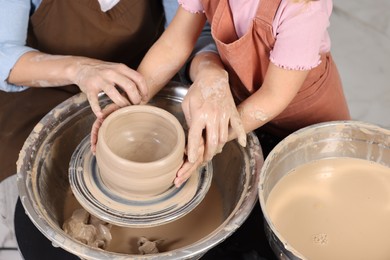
[69,135,213,227]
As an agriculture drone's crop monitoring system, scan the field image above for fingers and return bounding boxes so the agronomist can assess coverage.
[174,160,197,187]
[111,68,148,105]
[175,145,204,187]
[90,117,103,154]
[188,113,244,163]
[216,113,229,154]
[186,119,204,163]
[181,98,192,127]
[185,104,231,163]
[90,103,120,153]
[102,71,145,107]
[87,92,103,118]
[204,116,220,161]
[102,83,130,107]
[230,114,247,147]
[77,62,149,116]
[115,64,149,102]
[198,110,230,161]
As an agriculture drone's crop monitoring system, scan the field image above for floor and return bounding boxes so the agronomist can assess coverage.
[1,1,389,259]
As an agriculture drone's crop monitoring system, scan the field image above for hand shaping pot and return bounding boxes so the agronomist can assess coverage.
[95,105,185,199]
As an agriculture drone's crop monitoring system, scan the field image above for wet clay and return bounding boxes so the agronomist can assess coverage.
[62,208,112,249]
[96,105,185,199]
[266,157,390,260]
[64,182,223,254]
[83,164,198,216]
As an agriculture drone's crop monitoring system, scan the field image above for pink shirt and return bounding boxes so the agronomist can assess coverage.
[178,0,333,70]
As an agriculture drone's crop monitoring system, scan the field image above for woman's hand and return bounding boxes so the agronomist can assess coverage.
[8,52,148,119]
[74,60,148,118]
[90,103,121,154]
[182,60,246,164]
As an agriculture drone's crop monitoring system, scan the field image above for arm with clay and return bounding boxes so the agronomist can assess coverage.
[234,63,309,137]
[1,0,147,118]
[7,52,147,119]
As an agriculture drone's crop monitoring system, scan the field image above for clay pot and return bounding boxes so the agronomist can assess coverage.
[95,105,185,199]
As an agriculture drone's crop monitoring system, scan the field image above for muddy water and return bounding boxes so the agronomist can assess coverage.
[266,157,390,260]
[64,182,224,254]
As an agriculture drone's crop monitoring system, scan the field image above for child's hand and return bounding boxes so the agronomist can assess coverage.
[174,139,205,187]
[182,70,246,164]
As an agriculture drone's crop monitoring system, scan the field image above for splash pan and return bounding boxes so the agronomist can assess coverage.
[69,135,212,227]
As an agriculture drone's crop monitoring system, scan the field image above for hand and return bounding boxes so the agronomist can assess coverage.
[174,139,205,187]
[74,60,148,118]
[90,103,121,154]
[182,71,246,164]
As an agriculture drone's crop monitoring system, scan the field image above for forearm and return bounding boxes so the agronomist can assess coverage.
[137,6,206,101]
[189,52,228,82]
[7,51,149,118]
[137,38,190,100]
[237,87,290,133]
[229,63,309,141]
[7,51,90,88]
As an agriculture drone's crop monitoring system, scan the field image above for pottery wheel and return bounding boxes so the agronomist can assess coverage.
[69,134,212,227]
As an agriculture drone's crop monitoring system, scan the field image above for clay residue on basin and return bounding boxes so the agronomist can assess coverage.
[266,157,390,260]
[64,182,223,254]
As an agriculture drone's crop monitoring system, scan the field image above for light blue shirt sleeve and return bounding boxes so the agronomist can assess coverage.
[0,0,39,92]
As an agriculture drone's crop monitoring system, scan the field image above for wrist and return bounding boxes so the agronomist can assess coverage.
[198,65,228,80]
[66,56,92,85]
[190,52,227,81]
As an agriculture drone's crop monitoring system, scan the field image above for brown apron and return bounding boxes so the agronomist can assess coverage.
[0,0,164,182]
[202,0,350,137]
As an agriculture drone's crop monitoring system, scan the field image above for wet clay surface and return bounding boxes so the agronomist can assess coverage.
[266,157,390,260]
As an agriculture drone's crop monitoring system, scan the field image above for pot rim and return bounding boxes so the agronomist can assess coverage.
[97,104,185,167]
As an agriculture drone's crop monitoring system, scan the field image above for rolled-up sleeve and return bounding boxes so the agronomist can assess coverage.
[0,0,36,92]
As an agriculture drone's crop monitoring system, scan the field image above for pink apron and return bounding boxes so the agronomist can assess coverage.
[202,0,350,137]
